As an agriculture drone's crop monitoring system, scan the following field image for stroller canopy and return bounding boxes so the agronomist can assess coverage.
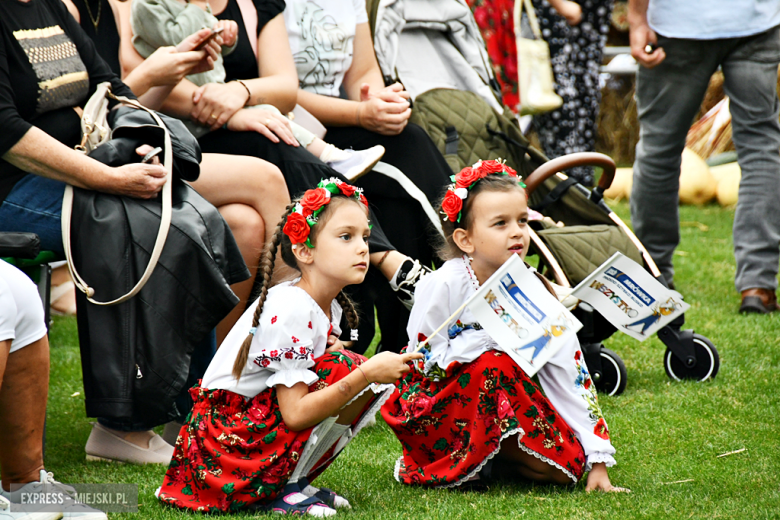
[371,0,504,113]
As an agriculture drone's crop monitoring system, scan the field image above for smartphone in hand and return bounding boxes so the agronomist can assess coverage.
[194,27,224,50]
[142,147,163,164]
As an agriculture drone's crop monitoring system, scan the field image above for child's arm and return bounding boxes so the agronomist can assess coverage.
[275,351,421,431]
[546,0,582,26]
[536,337,620,483]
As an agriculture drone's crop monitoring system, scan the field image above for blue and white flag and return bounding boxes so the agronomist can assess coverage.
[571,252,690,341]
[466,255,582,376]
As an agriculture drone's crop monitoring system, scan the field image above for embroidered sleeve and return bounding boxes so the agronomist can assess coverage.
[536,336,616,468]
[407,273,456,380]
[249,306,318,389]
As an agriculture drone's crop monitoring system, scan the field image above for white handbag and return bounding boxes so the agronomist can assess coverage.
[63,82,173,305]
[514,0,564,116]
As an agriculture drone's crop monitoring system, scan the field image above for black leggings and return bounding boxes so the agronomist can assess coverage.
[325,123,452,352]
[325,123,451,265]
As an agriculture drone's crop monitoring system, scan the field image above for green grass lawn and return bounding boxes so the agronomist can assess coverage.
[44,201,780,519]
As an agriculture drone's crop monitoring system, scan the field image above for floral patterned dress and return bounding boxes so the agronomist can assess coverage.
[532,0,615,186]
[158,283,393,512]
[381,257,615,487]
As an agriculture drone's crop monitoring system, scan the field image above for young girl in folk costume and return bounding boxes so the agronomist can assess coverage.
[158,178,423,515]
[382,161,627,492]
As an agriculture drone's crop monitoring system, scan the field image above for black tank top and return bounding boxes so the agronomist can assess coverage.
[215,0,285,82]
[72,0,122,75]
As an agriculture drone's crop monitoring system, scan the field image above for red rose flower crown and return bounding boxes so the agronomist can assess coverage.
[441,159,526,224]
[283,177,369,249]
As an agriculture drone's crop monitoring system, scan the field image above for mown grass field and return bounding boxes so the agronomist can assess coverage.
[44,201,779,519]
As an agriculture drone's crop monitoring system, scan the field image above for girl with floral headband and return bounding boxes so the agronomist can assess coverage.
[158,178,423,516]
[382,161,627,492]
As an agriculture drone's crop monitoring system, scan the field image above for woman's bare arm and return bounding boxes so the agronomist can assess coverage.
[191,15,299,129]
[296,23,409,134]
[4,127,166,199]
[341,23,386,100]
[244,14,299,112]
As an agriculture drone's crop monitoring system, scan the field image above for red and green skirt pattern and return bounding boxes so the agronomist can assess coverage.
[381,350,586,487]
[158,350,371,512]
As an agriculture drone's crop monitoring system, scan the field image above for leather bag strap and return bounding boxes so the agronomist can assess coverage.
[62,88,173,306]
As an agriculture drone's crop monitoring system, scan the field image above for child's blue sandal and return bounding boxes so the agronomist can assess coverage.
[256,482,336,517]
[297,477,351,509]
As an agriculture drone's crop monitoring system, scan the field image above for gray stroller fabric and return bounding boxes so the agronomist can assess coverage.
[372,0,503,113]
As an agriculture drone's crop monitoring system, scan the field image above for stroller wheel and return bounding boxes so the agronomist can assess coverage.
[664,334,720,382]
[591,347,627,396]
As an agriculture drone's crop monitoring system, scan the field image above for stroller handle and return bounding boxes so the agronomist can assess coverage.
[524,152,616,194]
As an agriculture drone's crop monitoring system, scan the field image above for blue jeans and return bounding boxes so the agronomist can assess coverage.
[0,175,65,255]
[631,27,780,292]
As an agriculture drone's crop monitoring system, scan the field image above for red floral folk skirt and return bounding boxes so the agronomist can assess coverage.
[381,350,586,488]
[158,350,370,513]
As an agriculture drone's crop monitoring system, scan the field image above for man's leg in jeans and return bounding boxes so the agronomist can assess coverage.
[722,28,780,298]
[631,37,720,286]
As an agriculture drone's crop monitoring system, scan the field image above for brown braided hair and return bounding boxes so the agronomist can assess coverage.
[335,290,359,331]
[232,195,365,379]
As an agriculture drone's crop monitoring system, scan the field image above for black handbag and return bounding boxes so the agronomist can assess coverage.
[65,84,250,424]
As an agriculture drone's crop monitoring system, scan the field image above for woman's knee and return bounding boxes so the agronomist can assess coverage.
[218,204,265,253]
[260,162,287,196]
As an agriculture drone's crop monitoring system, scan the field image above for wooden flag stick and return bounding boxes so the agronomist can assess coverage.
[412,299,471,353]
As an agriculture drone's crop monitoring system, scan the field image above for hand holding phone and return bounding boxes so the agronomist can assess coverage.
[194,27,224,51]
[142,147,163,164]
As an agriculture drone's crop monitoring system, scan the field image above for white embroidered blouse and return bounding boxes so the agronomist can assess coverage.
[410,257,616,470]
[202,282,343,398]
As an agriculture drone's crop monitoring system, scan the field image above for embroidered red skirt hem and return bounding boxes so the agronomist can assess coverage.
[158,350,369,512]
[381,350,586,487]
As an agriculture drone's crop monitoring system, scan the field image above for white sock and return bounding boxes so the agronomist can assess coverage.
[319,143,350,164]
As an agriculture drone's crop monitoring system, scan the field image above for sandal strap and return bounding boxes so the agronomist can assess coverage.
[312,488,337,509]
[260,492,329,515]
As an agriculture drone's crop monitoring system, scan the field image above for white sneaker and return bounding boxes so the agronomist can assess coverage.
[0,471,106,520]
[326,145,385,182]
[0,495,60,520]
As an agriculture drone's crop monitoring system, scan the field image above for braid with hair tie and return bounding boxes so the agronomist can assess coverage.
[335,290,359,335]
[232,202,297,380]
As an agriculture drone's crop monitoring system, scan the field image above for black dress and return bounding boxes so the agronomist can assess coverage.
[532,0,614,187]
[71,0,122,76]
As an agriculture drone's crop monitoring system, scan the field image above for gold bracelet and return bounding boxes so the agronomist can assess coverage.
[357,365,372,385]
[234,80,251,106]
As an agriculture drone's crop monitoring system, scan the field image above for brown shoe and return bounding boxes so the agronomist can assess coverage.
[739,288,780,314]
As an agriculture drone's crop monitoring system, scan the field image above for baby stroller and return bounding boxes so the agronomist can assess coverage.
[368,0,720,395]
